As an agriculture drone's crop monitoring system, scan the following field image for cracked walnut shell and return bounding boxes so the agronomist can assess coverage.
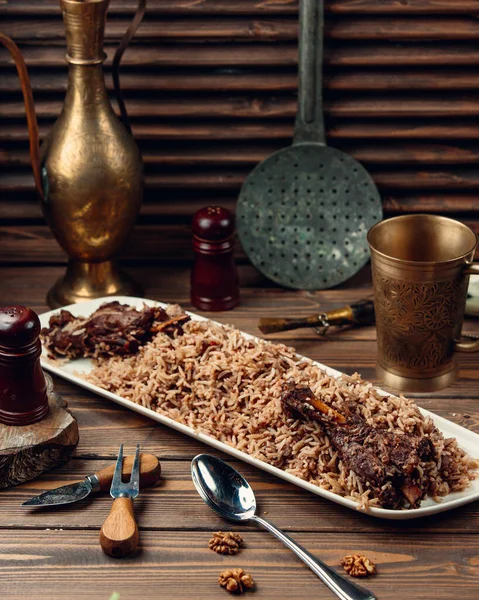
[340,554,376,577]
[209,531,244,555]
[218,568,255,594]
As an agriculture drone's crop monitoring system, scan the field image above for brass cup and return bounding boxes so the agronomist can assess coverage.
[367,214,479,392]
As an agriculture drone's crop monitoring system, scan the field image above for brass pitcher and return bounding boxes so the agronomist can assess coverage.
[0,0,146,307]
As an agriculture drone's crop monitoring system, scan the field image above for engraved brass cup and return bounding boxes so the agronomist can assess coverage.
[367,214,479,392]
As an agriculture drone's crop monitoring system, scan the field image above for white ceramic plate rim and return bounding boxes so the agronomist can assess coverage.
[39,296,479,520]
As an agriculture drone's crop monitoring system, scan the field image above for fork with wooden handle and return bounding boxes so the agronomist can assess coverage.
[100,444,141,558]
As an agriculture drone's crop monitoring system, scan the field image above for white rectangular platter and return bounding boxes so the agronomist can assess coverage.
[39,296,479,520]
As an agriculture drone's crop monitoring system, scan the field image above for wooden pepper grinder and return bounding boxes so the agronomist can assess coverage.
[191,206,240,311]
[0,306,49,426]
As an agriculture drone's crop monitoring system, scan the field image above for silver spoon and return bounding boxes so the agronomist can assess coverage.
[191,454,375,600]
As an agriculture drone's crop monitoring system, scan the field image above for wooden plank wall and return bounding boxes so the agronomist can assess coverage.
[1,0,479,265]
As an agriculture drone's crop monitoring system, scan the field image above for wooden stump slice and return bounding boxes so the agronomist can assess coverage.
[0,375,79,489]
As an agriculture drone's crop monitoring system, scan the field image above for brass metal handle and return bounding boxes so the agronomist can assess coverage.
[0,33,43,199]
[455,261,479,352]
[112,0,147,133]
[454,336,479,352]
[464,261,479,276]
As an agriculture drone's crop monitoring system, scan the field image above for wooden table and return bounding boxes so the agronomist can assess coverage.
[1,264,478,600]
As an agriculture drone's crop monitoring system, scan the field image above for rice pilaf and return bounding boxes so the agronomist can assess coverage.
[85,312,478,510]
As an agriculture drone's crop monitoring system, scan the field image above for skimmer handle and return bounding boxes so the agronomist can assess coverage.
[251,515,375,600]
[294,0,326,145]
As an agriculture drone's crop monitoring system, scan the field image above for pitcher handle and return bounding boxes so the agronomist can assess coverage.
[112,0,147,134]
[0,33,43,199]
[455,261,479,352]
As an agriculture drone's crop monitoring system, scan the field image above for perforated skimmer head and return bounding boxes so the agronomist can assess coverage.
[237,144,381,290]
[237,0,382,290]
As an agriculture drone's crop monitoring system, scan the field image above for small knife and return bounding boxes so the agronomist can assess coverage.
[258,298,375,335]
[22,453,161,507]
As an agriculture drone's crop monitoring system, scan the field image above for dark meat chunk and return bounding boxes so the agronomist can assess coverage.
[41,301,154,359]
[43,309,87,357]
[151,314,190,337]
[281,384,434,509]
[41,301,190,360]
[48,309,76,329]
[281,384,346,424]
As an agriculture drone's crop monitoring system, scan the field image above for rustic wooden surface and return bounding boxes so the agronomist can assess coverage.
[3,0,479,263]
[0,264,478,599]
[0,380,79,489]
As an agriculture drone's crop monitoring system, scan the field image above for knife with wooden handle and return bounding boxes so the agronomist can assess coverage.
[258,299,376,335]
[22,453,161,507]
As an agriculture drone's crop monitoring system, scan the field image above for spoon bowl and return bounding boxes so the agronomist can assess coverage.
[191,454,376,600]
[191,454,256,522]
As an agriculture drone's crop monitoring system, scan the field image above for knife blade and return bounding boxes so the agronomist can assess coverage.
[22,453,161,507]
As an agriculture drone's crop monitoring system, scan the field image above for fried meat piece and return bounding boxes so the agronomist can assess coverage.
[281,384,434,508]
[41,301,190,359]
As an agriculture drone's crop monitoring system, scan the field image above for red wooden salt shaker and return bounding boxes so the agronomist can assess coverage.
[0,306,49,426]
[191,206,239,311]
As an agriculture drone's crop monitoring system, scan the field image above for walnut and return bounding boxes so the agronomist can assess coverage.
[209,531,244,555]
[340,554,376,577]
[218,568,255,594]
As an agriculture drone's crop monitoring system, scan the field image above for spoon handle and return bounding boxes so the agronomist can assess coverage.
[251,515,375,600]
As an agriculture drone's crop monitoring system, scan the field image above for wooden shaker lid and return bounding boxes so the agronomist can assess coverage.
[0,306,41,350]
[192,206,235,242]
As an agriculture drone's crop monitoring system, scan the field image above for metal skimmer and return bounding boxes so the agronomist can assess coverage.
[237,0,382,290]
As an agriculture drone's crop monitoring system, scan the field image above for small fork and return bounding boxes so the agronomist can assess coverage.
[100,444,140,557]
